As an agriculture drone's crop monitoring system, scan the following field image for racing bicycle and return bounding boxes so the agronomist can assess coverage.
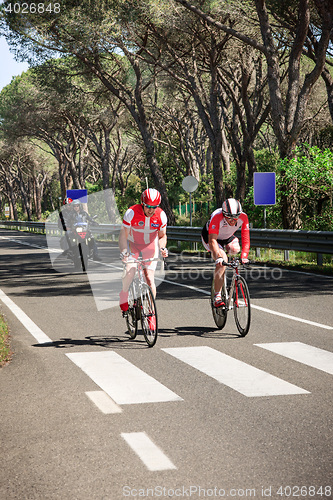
[211,258,251,336]
[123,256,159,347]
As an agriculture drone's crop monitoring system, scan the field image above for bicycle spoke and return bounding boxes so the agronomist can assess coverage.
[140,284,158,347]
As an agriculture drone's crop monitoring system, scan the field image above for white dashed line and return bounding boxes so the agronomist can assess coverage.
[121,432,177,471]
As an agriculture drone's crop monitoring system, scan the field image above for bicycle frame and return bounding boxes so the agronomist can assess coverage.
[125,256,159,299]
[123,255,160,347]
[211,258,251,336]
[223,261,244,310]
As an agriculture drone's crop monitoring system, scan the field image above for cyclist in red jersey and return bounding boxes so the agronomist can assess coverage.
[201,198,250,308]
[119,188,168,311]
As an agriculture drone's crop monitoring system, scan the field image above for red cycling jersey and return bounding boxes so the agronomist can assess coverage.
[206,208,250,259]
[122,204,167,246]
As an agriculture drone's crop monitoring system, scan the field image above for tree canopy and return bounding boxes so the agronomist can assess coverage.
[0,0,332,229]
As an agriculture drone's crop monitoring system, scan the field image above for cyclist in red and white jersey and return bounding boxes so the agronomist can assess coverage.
[201,198,250,307]
[118,188,168,311]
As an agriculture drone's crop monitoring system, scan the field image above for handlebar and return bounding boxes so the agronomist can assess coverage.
[217,258,253,268]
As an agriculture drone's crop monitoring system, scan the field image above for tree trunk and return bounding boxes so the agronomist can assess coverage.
[321,67,333,124]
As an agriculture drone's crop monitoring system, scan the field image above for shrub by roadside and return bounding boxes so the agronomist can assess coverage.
[0,314,11,367]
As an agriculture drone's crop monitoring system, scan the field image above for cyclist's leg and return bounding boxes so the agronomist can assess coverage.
[225,236,240,256]
[122,242,138,292]
[122,264,136,292]
[214,237,240,305]
[214,247,227,297]
[202,230,227,303]
[144,269,156,296]
[120,243,138,311]
[141,240,159,297]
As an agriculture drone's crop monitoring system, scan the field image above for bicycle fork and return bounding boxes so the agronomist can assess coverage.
[224,272,236,310]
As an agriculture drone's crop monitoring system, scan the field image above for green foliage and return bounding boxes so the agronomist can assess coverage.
[279,144,333,230]
[243,145,333,230]
[254,149,280,173]
[86,181,104,194]
[114,174,143,216]
[0,0,332,234]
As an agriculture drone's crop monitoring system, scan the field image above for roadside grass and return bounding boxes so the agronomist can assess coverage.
[247,248,333,275]
[0,314,12,367]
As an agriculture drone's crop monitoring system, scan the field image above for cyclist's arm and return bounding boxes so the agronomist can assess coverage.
[240,214,250,260]
[119,225,130,254]
[158,229,167,249]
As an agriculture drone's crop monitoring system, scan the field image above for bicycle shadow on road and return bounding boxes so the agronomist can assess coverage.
[31,335,154,350]
[159,326,244,339]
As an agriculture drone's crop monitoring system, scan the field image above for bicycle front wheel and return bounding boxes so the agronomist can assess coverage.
[140,283,158,347]
[233,275,251,336]
[126,283,138,339]
[211,276,227,330]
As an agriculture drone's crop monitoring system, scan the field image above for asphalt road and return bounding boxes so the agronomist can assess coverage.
[0,228,332,500]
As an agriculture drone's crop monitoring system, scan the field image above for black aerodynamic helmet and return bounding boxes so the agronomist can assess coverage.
[221,198,242,218]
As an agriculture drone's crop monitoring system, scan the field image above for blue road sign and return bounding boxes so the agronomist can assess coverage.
[66,189,88,203]
[254,172,276,205]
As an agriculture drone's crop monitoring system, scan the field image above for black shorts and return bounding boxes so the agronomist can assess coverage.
[201,224,237,248]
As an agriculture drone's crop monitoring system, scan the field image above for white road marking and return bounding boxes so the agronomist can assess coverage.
[251,304,333,330]
[121,432,177,471]
[256,342,333,375]
[167,282,332,330]
[162,346,310,397]
[0,289,52,344]
[0,236,49,251]
[85,391,122,414]
[66,351,183,404]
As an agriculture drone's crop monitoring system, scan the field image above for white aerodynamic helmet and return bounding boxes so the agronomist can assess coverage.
[221,198,242,218]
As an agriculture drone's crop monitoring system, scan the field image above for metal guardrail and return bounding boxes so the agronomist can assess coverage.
[166,226,333,265]
[0,220,332,264]
[0,220,46,232]
[166,226,333,253]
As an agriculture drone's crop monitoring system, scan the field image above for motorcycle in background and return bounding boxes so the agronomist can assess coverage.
[67,216,98,272]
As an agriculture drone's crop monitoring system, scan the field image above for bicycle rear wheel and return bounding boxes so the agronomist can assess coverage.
[233,275,251,336]
[140,283,158,347]
[126,283,138,339]
[210,276,227,329]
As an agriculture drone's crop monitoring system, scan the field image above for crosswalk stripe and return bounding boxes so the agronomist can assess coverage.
[66,351,183,405]
[162,346,310,397]
[255,342,333,375]
[121,432,177,471]
[85,391,122,414]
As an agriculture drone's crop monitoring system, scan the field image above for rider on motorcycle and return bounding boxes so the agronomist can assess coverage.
[67,200,102,262]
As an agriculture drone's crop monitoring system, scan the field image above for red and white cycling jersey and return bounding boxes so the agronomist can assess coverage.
[122,204,167,246]
[206,208,250,259]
